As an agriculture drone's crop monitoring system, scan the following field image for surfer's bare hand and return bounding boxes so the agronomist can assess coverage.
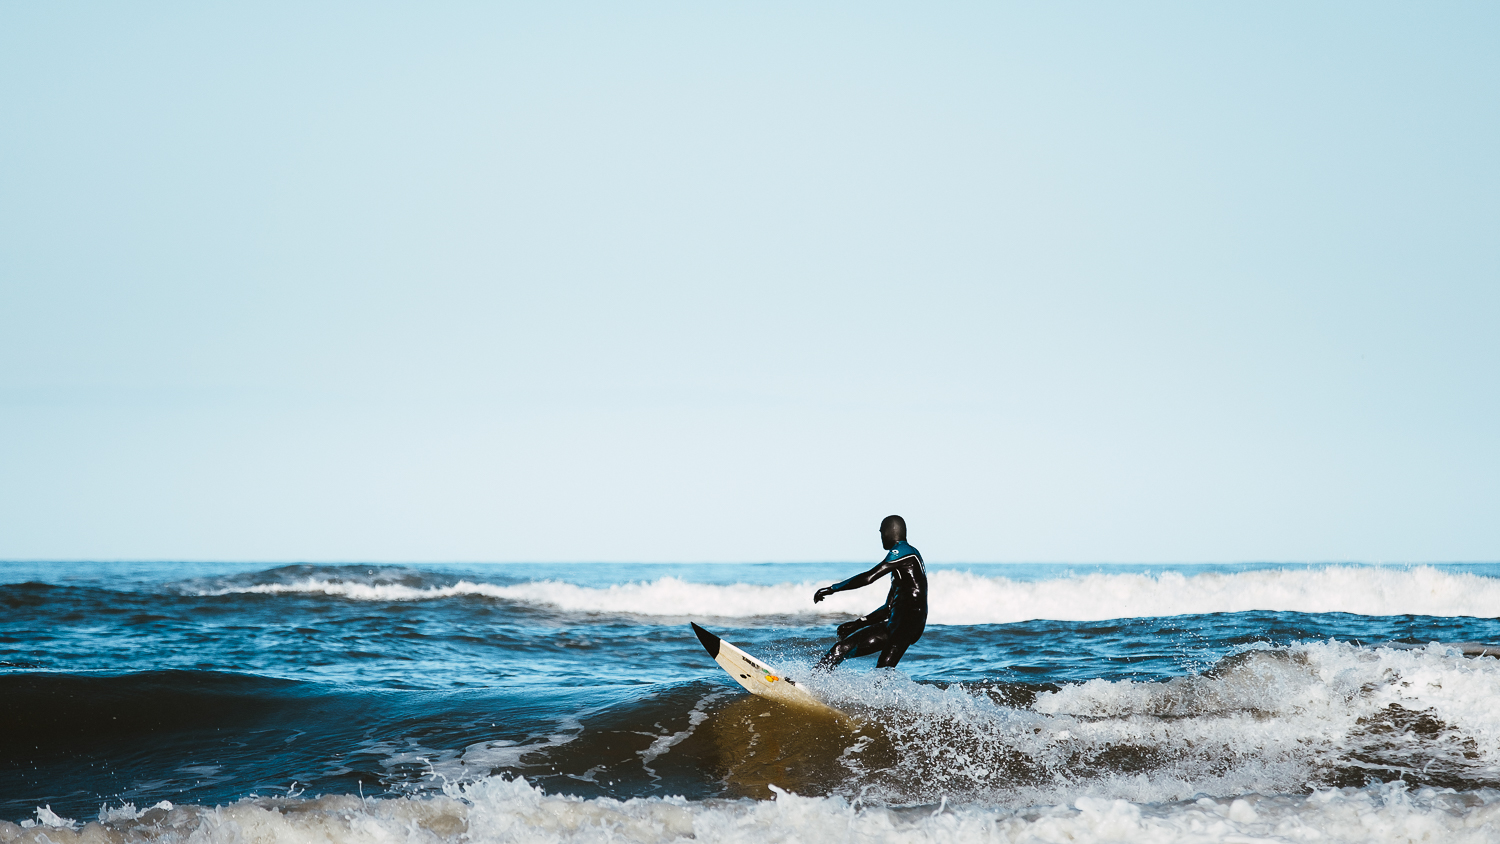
[814,587,834,603]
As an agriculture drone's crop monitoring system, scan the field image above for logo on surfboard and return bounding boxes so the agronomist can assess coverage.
[740,654,780,683]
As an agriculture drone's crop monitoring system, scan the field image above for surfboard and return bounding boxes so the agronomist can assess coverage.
[690,623,848,718]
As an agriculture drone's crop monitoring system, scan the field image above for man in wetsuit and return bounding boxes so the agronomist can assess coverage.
[813,514,928,669]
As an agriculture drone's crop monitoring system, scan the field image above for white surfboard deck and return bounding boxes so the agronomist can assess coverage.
[691,623,848,719]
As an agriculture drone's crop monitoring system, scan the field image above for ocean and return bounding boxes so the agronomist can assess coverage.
[5,561,1500,843]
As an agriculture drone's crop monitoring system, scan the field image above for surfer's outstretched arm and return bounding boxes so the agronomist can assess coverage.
[813,559,899,603]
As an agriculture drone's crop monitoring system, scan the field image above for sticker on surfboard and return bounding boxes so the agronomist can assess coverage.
[690,623,848,718]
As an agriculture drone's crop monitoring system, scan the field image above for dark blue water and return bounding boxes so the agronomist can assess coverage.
[5,561,1500,840]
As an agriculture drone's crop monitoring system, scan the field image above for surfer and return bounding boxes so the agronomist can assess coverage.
[813,515,927,669]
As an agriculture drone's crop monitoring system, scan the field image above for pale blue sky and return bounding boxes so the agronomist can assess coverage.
[1,3,1496,563]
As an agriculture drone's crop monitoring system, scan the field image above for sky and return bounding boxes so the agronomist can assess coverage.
[1,3,1497,563]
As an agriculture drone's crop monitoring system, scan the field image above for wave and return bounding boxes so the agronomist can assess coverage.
[9,643,1500,825]
[0,670,313,748]
[787,639,1500,806]
[9,776,1500,844]
[193,566,1500,622]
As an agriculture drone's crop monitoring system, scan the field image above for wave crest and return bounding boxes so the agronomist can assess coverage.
[195,566,1500,622]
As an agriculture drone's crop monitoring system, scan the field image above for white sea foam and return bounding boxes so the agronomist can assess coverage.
[929,565,1500,623]
[197,576,862,617]
[396,642,1500,812]
[7,777,1500,844]
[197,566,1500,622]
[760,640,1500,808]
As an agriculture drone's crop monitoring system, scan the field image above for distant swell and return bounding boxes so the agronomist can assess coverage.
[194,567,1500,622]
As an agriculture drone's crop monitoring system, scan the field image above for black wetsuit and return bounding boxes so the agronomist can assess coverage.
[816,539,928,669]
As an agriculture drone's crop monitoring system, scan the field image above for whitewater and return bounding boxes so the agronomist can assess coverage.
[190,565,1500,622]
[10,778,1500,844]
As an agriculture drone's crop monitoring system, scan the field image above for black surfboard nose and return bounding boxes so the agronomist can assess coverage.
[690,623,721,659]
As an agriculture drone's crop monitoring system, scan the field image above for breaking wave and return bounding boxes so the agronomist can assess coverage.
[10,642,1500,840]
[191,566,1500,622]
[7,776,1500,844]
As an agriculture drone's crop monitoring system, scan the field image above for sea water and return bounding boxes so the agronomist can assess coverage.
[5,561,1500,843]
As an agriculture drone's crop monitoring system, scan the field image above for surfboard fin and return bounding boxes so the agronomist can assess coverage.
[690,622,721,659]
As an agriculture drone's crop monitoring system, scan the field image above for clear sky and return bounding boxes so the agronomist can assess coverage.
[1,3,1496,563]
